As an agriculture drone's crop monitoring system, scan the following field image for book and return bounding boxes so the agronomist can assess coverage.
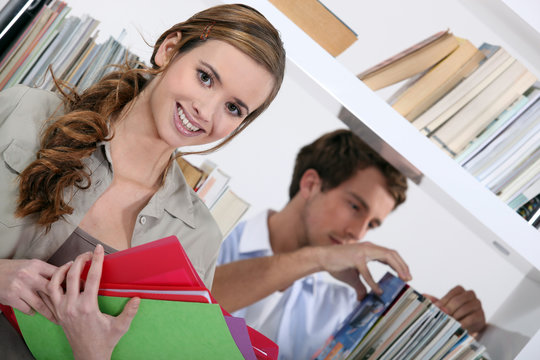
[453,94,531,166]
[210,188,250,238]
[429,59,537,156]
[390,37,484,121]
[465,104,540,186]
[268,0,357,57]
[313,272,407,360]
[357,30,459,91]
[0,0,47,59]
[413,44,514,134]
[196,166,231,209]
[0,2,53,89]
[516,194,540,228]
[508,177,540,210]
[176,156,205,190]
[5,236,279,360]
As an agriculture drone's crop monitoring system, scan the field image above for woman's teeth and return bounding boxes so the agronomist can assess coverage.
[178,106,200,132]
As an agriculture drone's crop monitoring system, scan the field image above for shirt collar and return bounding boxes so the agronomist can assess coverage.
[157,160,196,227]
[95,141,196,228]
[238,209,273,254]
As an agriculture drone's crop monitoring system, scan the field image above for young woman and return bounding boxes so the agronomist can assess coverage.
[0,4,285,358]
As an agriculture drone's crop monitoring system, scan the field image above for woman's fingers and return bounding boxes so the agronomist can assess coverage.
[83,244,104,297]
[112,297,140,335]
[46,261,72,304]
[64,252,92,300]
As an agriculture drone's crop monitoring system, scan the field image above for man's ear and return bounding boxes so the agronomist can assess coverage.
[298,169,322,199]
[154,31,182,68]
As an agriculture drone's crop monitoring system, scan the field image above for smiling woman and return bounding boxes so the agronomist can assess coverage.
[0,3,285,359]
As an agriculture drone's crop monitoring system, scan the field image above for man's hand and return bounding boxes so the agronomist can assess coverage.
[424,285,486,336]
[0,258,58,322]
[317,241,412,300]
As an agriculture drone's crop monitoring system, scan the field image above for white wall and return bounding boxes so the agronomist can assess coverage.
[65,0,528,320]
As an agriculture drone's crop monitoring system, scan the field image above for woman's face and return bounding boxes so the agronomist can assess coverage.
[147,35,275,150]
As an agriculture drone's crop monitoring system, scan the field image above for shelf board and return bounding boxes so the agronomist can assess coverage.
[232,0,540,276]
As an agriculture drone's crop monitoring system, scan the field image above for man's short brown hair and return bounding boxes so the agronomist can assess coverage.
[289,129,408,208]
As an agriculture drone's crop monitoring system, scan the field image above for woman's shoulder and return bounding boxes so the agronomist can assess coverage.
[0,85,64,142]
[0,84,62,113]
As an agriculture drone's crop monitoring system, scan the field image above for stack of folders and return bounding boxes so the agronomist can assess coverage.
[176,157,251,239]
[355,30,539,227]
[0,236,278,360]
[313,272,488,360]
[0,0,140,92]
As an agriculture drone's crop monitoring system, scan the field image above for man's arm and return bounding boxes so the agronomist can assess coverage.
[212,242,411,313]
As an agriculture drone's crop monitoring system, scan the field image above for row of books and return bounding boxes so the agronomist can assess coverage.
[176,157,250,239]
[357,30,540,228]
[0,0,140,92]
[313,272,488,360]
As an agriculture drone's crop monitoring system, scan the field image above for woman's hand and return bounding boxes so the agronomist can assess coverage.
[0,258,58,322]
[44,244,140,360]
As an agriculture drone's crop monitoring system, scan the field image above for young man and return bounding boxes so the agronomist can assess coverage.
[212,129,485,360]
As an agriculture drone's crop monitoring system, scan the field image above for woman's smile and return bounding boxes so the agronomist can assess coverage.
[174,102,204,137]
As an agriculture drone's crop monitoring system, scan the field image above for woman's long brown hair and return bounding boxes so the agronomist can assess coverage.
[15,4,286,229]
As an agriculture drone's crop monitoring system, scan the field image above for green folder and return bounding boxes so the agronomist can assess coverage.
[15,296,245,360]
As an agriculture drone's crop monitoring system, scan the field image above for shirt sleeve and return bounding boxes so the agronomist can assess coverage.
[216,221,246,265]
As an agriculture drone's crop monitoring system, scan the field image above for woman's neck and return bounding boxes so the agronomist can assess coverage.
[110,94,174,189]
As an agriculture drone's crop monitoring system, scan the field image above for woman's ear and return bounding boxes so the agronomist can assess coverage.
[154,31,182,67]
[298,169,322,199]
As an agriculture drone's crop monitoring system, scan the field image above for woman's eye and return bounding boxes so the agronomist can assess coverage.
[227,103,241,116]
[198,70,212,86]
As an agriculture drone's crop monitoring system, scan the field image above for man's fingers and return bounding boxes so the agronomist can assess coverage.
[378,249,412,282]
[360,243,412,282]
[356,261,380,294]
[438,285,465,308]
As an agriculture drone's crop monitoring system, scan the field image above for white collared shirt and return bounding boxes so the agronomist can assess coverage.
[218,210,359,360]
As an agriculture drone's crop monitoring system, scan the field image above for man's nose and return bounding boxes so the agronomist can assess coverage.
[346,218,370,242]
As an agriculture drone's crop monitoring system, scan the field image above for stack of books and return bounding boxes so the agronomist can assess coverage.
[356,30,539,228]
[176,157,250,239]
[313,272,488,360]
[0,0,140,92]
[1,236,278,359]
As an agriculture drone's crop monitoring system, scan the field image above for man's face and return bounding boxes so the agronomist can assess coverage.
[301,167,396,248]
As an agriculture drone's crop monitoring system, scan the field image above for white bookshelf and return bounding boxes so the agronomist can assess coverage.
[229,0,540,357]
